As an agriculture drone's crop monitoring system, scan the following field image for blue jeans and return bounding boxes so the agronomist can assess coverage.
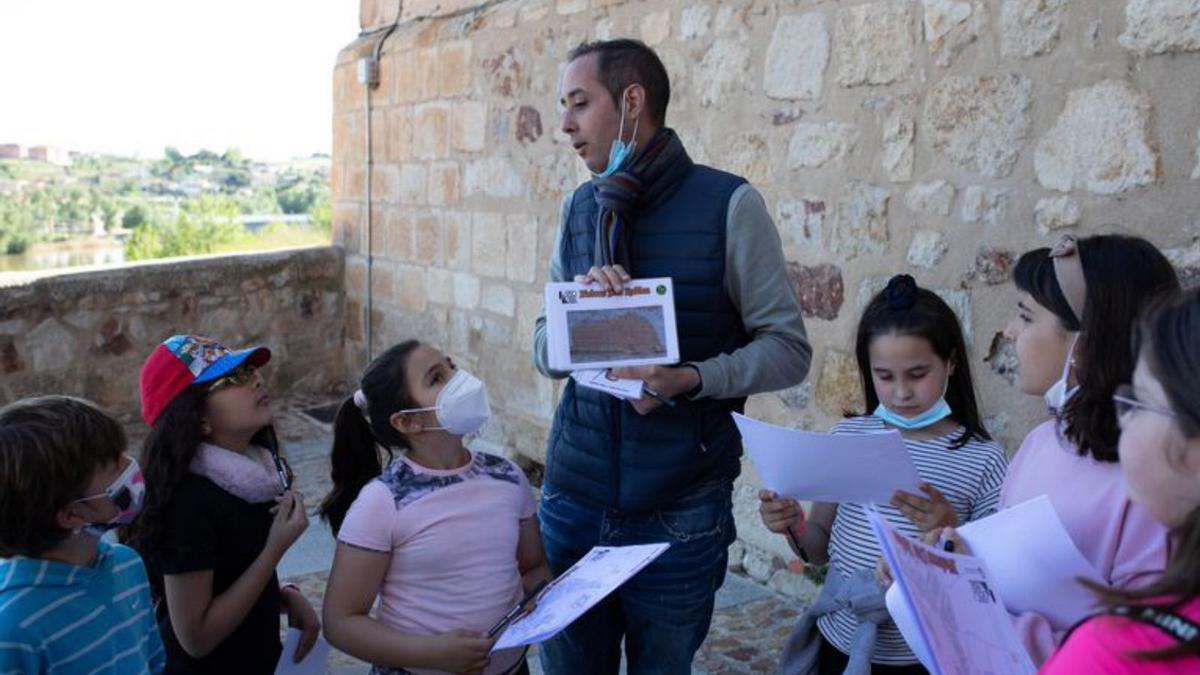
[537,479,735,675]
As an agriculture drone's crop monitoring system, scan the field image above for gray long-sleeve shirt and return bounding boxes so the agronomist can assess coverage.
[533,182,812,400]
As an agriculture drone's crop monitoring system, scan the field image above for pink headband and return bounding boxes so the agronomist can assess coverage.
[1049,234,1087,326]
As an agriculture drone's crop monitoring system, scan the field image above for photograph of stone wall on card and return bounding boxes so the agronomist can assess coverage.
[545,278,680,371]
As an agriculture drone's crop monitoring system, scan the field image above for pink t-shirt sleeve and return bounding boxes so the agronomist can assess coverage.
[1108,499,1169,589]
[337,481,396,553]
[1013,610,1064,667]
[510,459,536,520]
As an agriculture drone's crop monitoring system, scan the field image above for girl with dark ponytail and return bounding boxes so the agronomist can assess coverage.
[320,341,549,675]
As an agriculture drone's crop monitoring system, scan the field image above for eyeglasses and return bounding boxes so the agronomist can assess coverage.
[1113,384,1177,426]
[74,456,136,510]
[207,363,258,393]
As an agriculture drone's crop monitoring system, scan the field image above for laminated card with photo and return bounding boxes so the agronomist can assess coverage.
[545,277,680,371]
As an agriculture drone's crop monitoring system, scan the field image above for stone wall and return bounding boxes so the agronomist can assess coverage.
[0,247,348,424]
[334,0,1200,576]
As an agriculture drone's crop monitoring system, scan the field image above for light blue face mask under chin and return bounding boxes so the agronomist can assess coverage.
[874,397,953,430]
[592,90,639,179]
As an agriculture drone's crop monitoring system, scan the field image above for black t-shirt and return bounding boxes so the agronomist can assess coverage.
[149,473,282,674]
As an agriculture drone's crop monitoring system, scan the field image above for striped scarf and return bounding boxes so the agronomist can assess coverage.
[592,128,693,271]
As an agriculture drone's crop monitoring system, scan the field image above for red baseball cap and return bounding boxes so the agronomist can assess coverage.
[139,334,271,425]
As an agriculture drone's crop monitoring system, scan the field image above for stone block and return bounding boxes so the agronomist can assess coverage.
[961,186,1008,228]
[1035,195,1081,234]
[472,213,508,277]
[787,122,859,169]
[815,349,863,417]
[763,12,828,101]
[452,101,488,153]
[835,1,916,87]
[1120,0,1200,55]
[786,263,844,321]
[881,110,915,182]
[481,283,516,317]
[907,230,949,270]
[412,103,450,160]
[427,161,461,206]
[1001,0,1068,57]
[698,38,751,107]
[437,40,473,97]
[829,182,890,258]
[904,180,956,216]
[1034,80,1158,194]
[506,215,538,284]
[924,74,1032,178]
[777,198,826,251]
[415,214,442,265]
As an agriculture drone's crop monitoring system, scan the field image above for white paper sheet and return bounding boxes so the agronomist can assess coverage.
[870,509,1036,675]
[274,628,331,675]
[571,368,645,400]
[492,543,670,651]
[956,495,1104,628]
[733,413,923,503]
[545,278,680,371]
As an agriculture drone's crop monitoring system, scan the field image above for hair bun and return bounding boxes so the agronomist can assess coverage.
[884,274,919,310]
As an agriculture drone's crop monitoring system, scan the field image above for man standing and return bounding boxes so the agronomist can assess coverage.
[533,39,811,674]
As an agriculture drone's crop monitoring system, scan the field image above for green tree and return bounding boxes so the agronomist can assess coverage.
[125,195,242,261]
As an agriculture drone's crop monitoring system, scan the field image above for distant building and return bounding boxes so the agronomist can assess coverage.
[27,145,71,166]
[0,144,22,159]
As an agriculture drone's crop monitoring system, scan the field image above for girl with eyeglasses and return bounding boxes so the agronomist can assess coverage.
[1041,288,1200,671]
[124,335,317,674]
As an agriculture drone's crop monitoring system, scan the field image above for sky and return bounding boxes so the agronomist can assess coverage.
[0,1,360,161]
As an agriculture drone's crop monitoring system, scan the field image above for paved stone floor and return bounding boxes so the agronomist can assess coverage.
[139,399,803,674]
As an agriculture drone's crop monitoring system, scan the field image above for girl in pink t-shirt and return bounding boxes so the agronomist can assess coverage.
[1041,289,1200,672]
[920,236,1179,667]
[319,341,550,675]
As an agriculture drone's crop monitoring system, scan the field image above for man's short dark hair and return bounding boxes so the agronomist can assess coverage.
[568,39,670,126]
[0,396,125,557]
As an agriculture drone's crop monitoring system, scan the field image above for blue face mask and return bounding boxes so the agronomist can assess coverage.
[873,371,954,430]
[592,88,639,179]
[874,398,953,430]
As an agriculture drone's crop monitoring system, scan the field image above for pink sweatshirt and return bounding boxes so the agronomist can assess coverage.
[1040,597,1200,673]
[1000,420,1170,666]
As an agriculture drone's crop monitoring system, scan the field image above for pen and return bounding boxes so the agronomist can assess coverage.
[269,448,291,492]
[487,580,549,638]
[643,387,677,408]
[786,527,810,563]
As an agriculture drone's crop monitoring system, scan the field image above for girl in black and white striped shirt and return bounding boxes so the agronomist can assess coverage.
[761,274,1008,673]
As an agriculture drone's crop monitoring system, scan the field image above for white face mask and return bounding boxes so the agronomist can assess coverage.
[400,369,491,435]
[1044,333,1081,414]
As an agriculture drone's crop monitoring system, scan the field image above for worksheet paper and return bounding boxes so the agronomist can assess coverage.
[571,368,645,400]
[545,278,680,371]
[274,629,331,675]
[887,495,1104,670]
[492,543,670,651]
[957,495,1103,628]
[732,413,923,503]
[870,509,1036,675]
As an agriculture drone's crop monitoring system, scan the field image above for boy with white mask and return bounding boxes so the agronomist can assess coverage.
[321,341,549,675]
[983,234,1180,665]
[0,396,165,674]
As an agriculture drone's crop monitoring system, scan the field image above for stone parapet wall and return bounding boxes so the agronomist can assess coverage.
[0,246,348,424]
